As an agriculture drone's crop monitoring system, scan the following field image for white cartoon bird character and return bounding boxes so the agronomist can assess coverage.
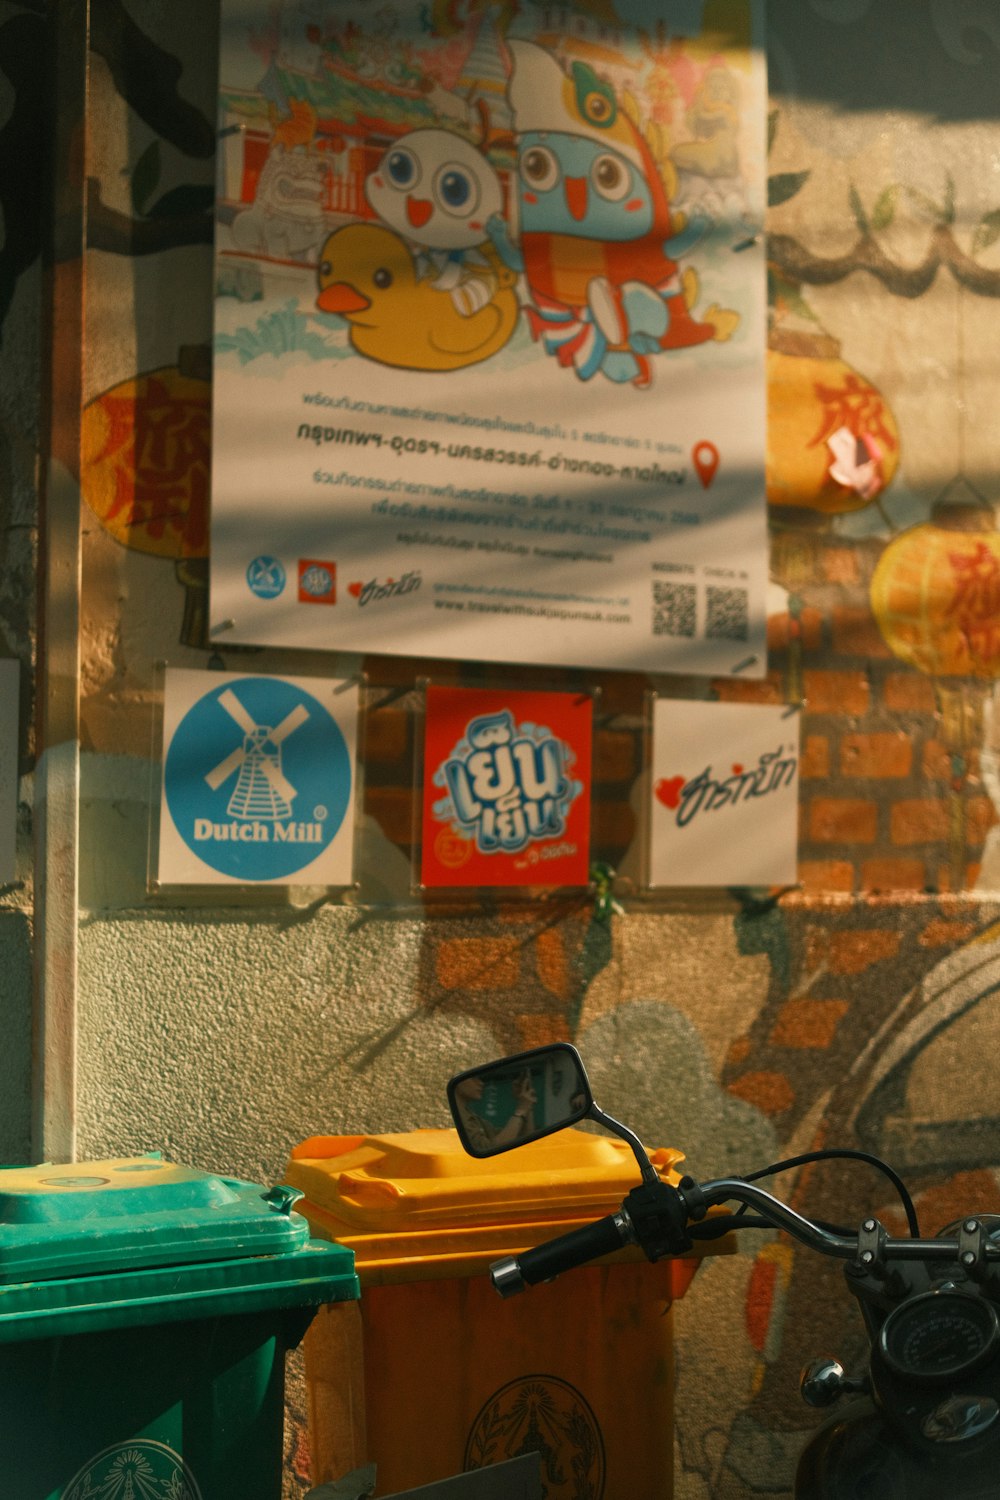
[365,127,506,316]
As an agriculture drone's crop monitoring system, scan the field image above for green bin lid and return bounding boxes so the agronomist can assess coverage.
[0,1153,332,1284]
[0,1240,359,1343]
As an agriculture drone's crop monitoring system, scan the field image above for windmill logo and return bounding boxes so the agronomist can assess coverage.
[205,688,308,820]
[246,554,286,598]
[162,673,355,883]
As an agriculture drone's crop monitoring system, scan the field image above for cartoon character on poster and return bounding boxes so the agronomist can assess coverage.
[316,121,522,371]
[219,7,750,384]
[312,37,740,383]
[486,40,739,388]
[421,687,592,889]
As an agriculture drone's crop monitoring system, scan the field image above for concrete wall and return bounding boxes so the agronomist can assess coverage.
[6,1,1000,1495]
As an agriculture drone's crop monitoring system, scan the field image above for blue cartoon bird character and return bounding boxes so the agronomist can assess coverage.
[488,40,739,387]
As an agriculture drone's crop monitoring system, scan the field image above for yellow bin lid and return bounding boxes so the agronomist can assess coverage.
[286,1127,724,1288]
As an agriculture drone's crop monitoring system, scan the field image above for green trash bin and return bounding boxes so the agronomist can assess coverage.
[0,1152,359,1499]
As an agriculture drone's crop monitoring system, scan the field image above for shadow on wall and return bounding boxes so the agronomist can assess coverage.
[578,997,777,1176]
[768,0,1000,122]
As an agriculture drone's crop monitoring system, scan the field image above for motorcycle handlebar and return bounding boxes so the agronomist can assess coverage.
[491,1210,634,1297]
[698,1178,1000,1264]
[489,1178,1000,1297]
[699,1178,858,1258]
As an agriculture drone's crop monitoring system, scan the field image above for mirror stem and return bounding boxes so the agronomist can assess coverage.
[588,1104,659,1185]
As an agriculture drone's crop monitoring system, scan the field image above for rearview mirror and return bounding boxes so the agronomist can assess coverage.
[448,1043,594,1158]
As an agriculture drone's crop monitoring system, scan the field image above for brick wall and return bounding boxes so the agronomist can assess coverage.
[766,530,996,897]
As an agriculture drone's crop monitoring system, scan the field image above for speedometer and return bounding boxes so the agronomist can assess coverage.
[879,1291,1000,1382]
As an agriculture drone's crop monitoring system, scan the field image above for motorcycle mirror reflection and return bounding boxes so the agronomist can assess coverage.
[448,1043,594,1158]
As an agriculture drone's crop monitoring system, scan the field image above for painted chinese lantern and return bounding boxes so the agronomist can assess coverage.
[81,365,209,560]
[767,327,900,516]
[871,497,1000,679]
[81,364,211,647]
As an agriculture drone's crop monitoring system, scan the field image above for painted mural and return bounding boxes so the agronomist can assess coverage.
[7,1,1000,1498]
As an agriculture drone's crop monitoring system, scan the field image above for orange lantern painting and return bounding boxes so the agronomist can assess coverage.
[82,366,209,560]
[81,365,211,647]
[767,326,900,517]
[871,499,1000,681]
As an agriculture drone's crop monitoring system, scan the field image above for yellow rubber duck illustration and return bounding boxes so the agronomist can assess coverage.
[315,223,519,372]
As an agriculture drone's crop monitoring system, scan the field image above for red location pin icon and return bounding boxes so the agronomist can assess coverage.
[692,440,720,489]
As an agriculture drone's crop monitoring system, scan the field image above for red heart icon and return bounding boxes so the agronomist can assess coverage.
[655,776,685,809]
[347,581,362,598]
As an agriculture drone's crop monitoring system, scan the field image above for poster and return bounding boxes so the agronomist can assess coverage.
[649,699,799,887]
[0,660,17,886]
[210,1,768,676]
[158,668,358,886]
[421,685,591,889]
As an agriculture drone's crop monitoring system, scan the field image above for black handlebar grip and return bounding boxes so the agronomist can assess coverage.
[491,1213,630,1296]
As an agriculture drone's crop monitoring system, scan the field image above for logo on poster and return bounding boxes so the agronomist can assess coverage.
[299,559,336,603]
[434,826,473,869]
[655,745,798,828]
[347,571,421,606]
[164,678,352,880]
[434,709,579,855]
[246,555,286,598]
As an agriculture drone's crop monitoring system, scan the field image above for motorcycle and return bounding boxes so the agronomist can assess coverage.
[448,1041,1000,1498]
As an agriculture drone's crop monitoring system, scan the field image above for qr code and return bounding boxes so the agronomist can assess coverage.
[652,581,696,637]
[706,586,749,641]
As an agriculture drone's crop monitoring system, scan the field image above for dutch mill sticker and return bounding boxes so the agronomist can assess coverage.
[159,670,358,886]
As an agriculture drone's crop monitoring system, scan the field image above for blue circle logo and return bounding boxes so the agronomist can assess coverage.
[246,556,286,598]
[164,677,352,880]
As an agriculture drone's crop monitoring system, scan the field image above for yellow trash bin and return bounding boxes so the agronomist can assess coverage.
[286,1126,728,1500]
